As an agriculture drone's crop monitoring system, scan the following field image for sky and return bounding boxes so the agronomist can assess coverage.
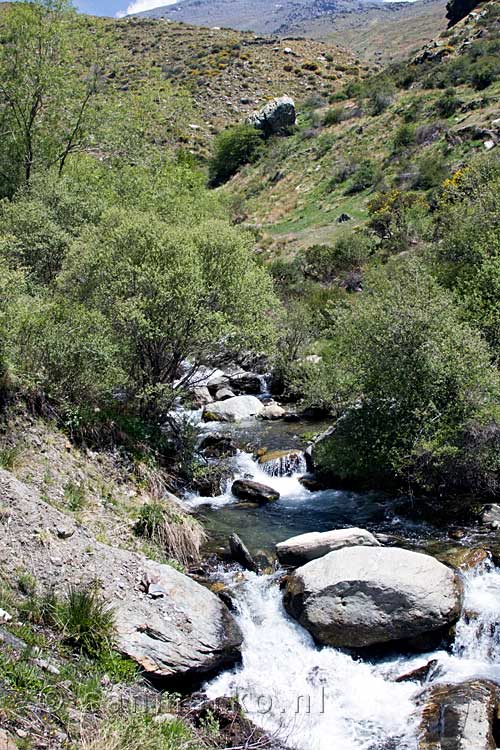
[75,0,172,21]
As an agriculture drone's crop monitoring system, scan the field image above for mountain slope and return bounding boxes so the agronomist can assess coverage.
[137,0,448,63]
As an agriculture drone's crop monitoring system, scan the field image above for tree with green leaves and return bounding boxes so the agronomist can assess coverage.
[0,0,99,196]
[57,208,278,415]
[308,258,500,500]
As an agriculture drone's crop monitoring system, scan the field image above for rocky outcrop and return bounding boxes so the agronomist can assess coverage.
[284,546,463,649]
[276,527,380,567]
[417,679,498,749]
[0,470,242,683]
[231,479,280,504]
[446,0,481,27]
[247,96,296,137]
[202,395,264,422]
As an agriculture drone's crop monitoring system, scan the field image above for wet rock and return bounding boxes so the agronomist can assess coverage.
[198,433,238,459]
[284,546,463,649]
[442,547,490,571]
[247,96,296,137]
[202,395,264,422]
[229,533,259,573]
[190,465,232,496]
[231,479,280,505]
[299,476,329,492]
[417,679,498,750]
[276,527,381,567]
[228,372,262,395]
[395,658,439,684]
[191,386,213,406]
[258,449,305,476]
[480,504,500,530]
[215,388,236,401]
[260,401,286,420]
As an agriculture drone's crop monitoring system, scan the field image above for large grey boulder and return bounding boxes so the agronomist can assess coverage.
[417,680,498,750]
[202,395,264,422]
[115,564,242,680]
[284,546,463,649]
[0,470,242,682]
[247,96,296,137]
[276,527,380,567]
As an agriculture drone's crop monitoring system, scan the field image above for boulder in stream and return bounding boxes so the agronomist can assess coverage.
[231,479,280,504]
[203,395,264,422]
[276,527,380,567]
[417,679,498,750]
[284,546,463,649]
[229,533,259,573]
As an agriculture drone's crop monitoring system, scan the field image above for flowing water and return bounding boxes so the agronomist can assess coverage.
[185,418,500,749]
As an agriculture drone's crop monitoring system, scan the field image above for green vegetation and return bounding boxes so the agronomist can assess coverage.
[208,123,264,186]
[56,584,115,657]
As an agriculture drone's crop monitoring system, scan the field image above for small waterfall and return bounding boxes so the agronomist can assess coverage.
[203,563,500,750]
[260,451,308,478]
[206,574,419,750]
[452,561,500,665]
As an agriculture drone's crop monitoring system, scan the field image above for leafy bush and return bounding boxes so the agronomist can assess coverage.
[311,258,500,500]
[471,57,498,90]
[208,124,263,186]
[435,87,461,117]
[345,159,381,194]
[323,107,343,126]
[304,233,374,282]
[392,123,416,153]
[435,157,500,352]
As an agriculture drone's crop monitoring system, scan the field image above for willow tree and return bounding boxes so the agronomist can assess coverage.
[0,0,99,197]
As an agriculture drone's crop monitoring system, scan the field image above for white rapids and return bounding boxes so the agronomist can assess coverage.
[183,432,500,749]
[202,562,500,750]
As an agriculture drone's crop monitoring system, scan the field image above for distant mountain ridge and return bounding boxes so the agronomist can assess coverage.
[136,0,448,63]
[137,0,390,36]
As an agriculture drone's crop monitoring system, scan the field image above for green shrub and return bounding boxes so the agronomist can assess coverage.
[208,124,263,186]
[435,87,461,117]
[345,160,381,194]
[435,157,500,352]
[392,123,416,153]
[304,233,374,282]
[471,57,498,90]
[323,107,343,126]
[311,258,500,500]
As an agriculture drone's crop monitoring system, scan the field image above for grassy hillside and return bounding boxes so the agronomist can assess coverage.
[219,0,499,256]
